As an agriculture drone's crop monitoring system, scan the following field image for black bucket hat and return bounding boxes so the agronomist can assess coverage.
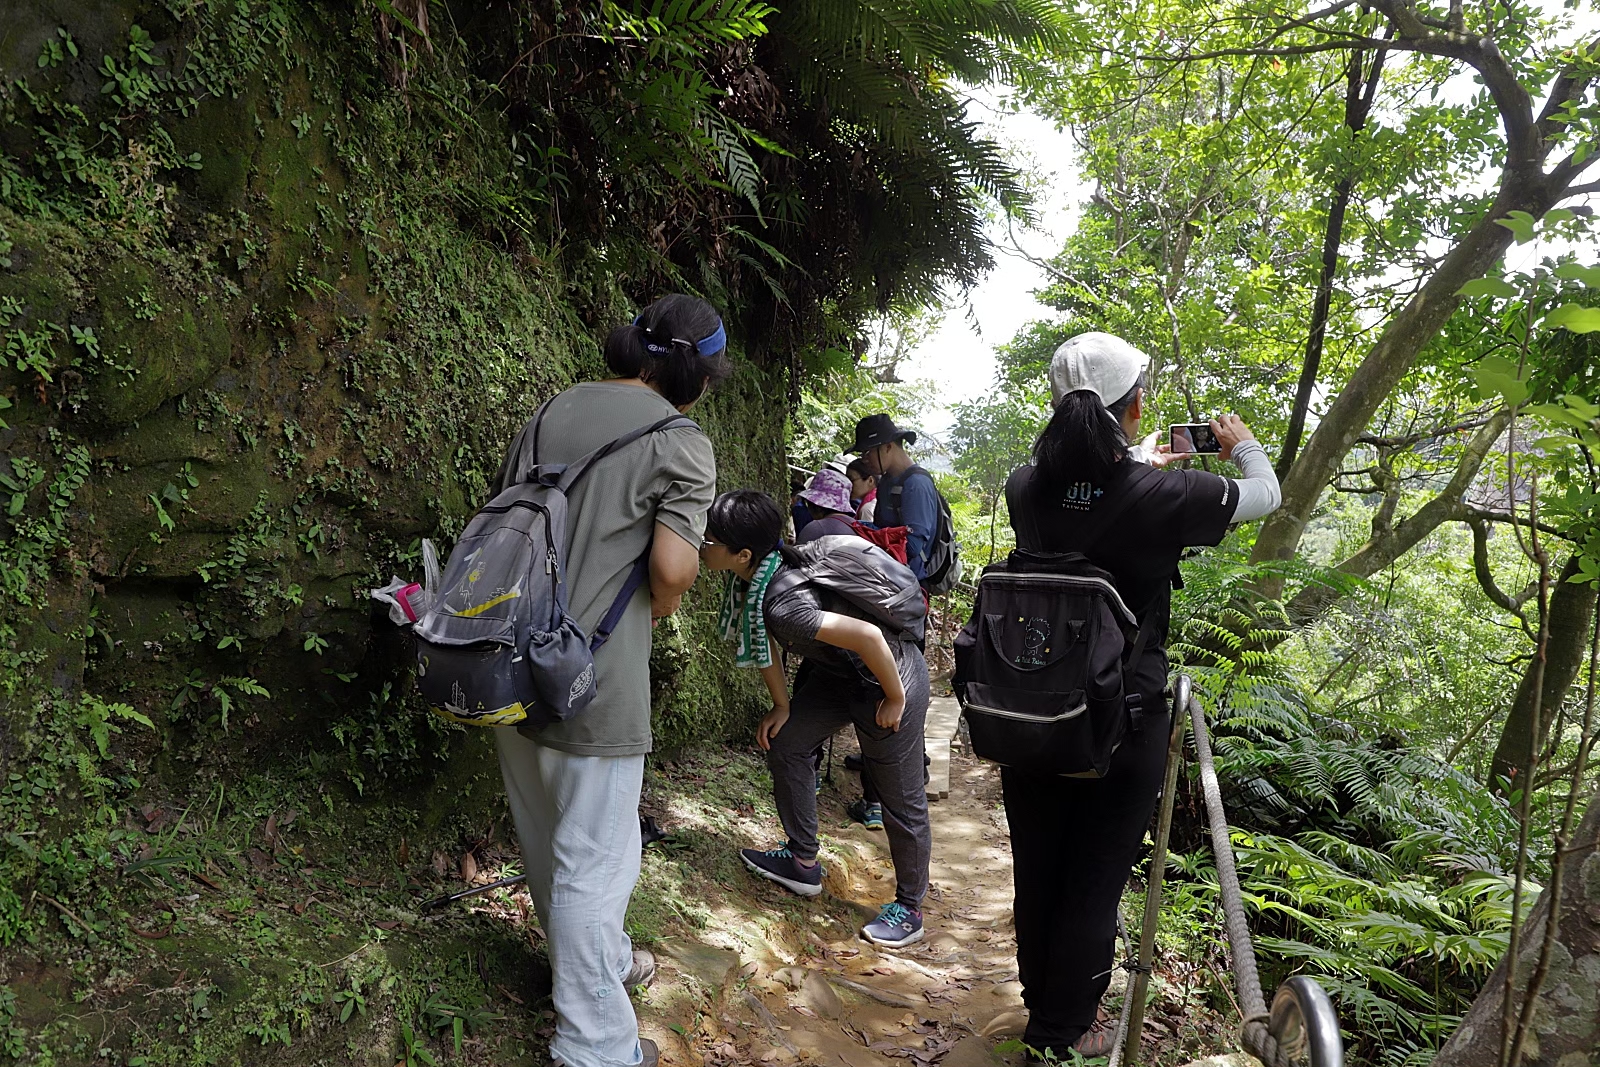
[850,413,917,453]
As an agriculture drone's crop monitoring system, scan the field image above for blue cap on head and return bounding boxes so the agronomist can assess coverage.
[633,314,726,358]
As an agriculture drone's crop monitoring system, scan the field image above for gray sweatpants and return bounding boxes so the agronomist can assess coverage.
[767,647,932,908]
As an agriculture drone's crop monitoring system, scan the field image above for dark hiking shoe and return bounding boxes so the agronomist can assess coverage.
[623,949,656,989]
[843,753,865,773]
[741,844,823,897]
[861,902,924,947]
[847,797,884,831]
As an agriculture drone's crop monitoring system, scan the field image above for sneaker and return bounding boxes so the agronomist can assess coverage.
[847,798,884,831]
[861,902,924,947]
[740,844,823,897]
[622,949,656,989]
[1073,1010,1118,1058]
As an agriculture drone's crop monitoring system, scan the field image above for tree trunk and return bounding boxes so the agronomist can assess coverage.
[1489,558,1598,794]
[1248,182,1559,598]
[1278,43,1388,480]
[1430,786,1600,1067]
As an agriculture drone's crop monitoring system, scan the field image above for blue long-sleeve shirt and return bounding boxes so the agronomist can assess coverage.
[874,466,939,580]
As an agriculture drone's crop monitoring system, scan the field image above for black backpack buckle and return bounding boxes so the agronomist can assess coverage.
[1126,691,1144,734]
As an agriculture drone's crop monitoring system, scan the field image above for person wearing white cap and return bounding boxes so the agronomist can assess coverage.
[997,331,1280,1062]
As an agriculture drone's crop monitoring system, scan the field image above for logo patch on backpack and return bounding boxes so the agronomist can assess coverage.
[568,662,594,707]
[1019,618,1052,666]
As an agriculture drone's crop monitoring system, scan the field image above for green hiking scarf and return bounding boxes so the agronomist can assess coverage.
[717,550,782,669]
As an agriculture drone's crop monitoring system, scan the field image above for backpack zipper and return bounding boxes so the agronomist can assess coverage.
[962,699,1088,723]
[468,499,560,578]
[478,498,551,517]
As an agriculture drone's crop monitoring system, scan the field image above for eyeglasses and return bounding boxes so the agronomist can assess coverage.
[700,538,723,549]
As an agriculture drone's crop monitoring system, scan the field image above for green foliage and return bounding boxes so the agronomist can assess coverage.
[787,363,932,476]
[1167,555,1526,1063]
[0,986,23,1060]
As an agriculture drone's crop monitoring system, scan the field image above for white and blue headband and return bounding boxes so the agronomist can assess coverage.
[633,314,726,358]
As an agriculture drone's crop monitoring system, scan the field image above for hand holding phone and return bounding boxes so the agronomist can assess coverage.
[1169,423,1222,456]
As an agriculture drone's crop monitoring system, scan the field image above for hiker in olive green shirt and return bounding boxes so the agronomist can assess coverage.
[489,295,725,1067]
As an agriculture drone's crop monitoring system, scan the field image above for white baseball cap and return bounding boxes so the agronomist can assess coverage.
[1049,332,1151,406]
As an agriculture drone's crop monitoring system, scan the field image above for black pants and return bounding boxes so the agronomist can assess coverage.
[1000,706,1172,1056]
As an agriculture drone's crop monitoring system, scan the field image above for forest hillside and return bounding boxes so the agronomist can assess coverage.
[3,2,1600,1067]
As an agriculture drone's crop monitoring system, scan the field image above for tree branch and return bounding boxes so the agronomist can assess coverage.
[1471,515,1533,628]
[1285,411,1510,623]
[1463,506,1577,543]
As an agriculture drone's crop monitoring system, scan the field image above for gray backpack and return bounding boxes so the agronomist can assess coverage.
[769,535,927,644]
[413,405,698,727]
[882,465,962,595]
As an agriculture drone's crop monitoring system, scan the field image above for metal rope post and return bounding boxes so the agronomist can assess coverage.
[1119,676,1190,1067]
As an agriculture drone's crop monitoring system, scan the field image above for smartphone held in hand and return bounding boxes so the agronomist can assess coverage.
[1169,423,1222,455]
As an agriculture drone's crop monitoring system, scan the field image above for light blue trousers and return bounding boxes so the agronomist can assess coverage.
[495,728,646,1067]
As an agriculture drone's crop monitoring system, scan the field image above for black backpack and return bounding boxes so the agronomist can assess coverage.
[413,404,697,728]
[768,535,927,644]
[952,467,1160,777]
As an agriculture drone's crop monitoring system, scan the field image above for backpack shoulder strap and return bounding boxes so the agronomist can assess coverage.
[528,397,555,467]
[557,414,702,493]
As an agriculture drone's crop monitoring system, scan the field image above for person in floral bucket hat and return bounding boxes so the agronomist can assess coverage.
[795,467,858,543]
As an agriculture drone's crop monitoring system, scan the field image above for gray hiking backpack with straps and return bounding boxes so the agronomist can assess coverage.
[413,404,698,727]
[769,535,927,644]
[882,465,962,595]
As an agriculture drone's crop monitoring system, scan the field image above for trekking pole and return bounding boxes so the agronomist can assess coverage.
[1120,675,1190,1067]
[421,873,527,911]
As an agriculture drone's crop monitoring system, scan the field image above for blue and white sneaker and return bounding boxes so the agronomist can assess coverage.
[741,844,823,897]
[861,902,924,947]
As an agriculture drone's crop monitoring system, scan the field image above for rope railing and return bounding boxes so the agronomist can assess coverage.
[1116,675,1345,1067]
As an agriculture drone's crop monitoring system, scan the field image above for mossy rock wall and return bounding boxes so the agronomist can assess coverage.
[0,1,783,802]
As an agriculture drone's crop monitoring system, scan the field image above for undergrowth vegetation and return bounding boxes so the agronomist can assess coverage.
[1160,554,1536,1066]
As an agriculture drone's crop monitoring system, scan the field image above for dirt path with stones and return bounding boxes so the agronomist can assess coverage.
[644,732,1038,1067]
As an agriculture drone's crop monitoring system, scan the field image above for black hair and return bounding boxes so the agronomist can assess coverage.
[706,489,783,562]
[603,293,733,407]
[1033,374,1146,490]
[845,458,873,480]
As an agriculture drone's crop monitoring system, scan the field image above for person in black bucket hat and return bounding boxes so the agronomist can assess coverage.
[849,413,918,454]
[849,413,936,583]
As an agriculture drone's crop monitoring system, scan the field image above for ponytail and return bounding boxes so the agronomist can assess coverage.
[1032,376,1144,490]
[603,293,732,407]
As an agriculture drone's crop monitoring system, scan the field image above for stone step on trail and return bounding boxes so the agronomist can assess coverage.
[924,696,962,800]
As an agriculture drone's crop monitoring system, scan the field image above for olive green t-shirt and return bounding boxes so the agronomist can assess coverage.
[489,381,717,756]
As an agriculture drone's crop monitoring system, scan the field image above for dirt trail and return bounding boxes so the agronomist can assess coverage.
[643,741,1037,1067]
